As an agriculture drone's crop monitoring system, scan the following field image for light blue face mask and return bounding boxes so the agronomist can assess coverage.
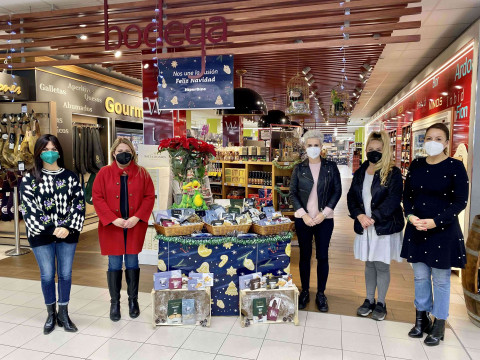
[40,151,60,164]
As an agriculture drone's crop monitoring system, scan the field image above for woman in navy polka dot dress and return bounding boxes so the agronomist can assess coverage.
[401,123,469,346]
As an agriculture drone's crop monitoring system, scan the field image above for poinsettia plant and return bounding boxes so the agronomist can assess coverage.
[158,136,216,183]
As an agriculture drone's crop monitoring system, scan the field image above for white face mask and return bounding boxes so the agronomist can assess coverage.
[424,141,445,156]
[306,147,321,159]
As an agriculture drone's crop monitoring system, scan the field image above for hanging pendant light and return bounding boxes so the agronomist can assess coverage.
[217,70,267,116]
[259,97,290,126]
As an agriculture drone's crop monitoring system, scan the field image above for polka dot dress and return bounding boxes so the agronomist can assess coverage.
[401,157,469,269]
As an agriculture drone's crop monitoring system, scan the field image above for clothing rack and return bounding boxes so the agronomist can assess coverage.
[72,122,104,129]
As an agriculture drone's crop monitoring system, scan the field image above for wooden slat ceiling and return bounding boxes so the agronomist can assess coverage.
[0,0,421,125]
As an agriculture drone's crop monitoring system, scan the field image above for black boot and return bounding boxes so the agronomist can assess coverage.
[408,310,433,338]
[57,304,77,332]
[316,292,329,312]
[424,319,445,346]
[107,270,122,321]
[44,303,56,335]
[125,268,140,319]
[298,290,310,309]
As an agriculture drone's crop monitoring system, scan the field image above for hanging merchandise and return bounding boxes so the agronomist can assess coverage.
[92,128,105,170]
[0,116,8,169]
[78,128,87,175]
[13,114,24,162]
[2,115,17,168]
[73,126,81,173]
[86,128,97,174]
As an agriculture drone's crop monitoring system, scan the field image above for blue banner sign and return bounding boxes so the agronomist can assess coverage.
[157,55,234,110]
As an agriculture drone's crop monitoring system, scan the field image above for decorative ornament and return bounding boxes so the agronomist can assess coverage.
[272,159,302,170]
[158,259,167,271]
[162,78,167,89]
[285,243,291,257]
[217,300,225,309]
[283,263,291,274]
[219,255,228,267]
[198,244,212,257]
[215,95,223,105]
[171,96,178,105]
[266,273,274,279]
[223,242,234,249]
[243,258,255,271]
[286,73,311,116]
[197,262,210,273]
[226,266,237,277]
[155,233,293,246]
[171,60,178,68]
[223,65,231,74]
[225,281,238,296]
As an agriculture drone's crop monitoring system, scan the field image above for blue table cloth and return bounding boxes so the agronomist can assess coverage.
[156,233,292,315]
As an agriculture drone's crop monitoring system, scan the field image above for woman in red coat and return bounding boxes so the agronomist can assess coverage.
[92,138,155,322]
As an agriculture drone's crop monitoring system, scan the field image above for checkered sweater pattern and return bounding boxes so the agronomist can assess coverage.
[19,168,85,247]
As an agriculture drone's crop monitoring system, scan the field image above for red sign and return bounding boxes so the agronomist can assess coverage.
[380,42,474,156]
[104,0,227,78]
[223,116,243,146]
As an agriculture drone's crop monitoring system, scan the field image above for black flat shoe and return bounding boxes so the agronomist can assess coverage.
[299,290,310,310]
[316,293,328,312]
[408,310,433,338]
[424,319,445,346]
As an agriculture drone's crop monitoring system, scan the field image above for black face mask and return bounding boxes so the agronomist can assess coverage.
[367,150,382,164]
[115,152,132,165]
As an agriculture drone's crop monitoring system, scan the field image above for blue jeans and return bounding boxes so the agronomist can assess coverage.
[31,242,77,305]
[412,262,451,320]
[108,254,139,271]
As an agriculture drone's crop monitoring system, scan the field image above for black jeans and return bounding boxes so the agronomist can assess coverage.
[295,218,334,293]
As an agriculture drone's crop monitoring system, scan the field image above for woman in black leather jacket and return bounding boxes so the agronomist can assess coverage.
[347,131,404,321]
[290,129,342,311]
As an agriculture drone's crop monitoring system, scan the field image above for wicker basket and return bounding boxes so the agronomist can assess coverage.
[252,222,293,235]
[205,223,251,236]
[154,223,204,237]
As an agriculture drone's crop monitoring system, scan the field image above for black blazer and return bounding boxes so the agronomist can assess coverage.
[289,158,342,215]
[347,161,405,235]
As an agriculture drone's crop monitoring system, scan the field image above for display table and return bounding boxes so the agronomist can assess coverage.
[156,233,292,315]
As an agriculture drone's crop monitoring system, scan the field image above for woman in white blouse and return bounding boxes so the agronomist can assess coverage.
[347,131,404,321]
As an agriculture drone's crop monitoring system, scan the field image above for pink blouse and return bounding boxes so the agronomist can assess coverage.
[294,162,334,219]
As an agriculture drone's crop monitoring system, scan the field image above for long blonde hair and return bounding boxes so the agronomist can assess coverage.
[366,130,395,186]
[110,137,148,177]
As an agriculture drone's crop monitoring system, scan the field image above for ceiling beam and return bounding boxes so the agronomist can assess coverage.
[0,35,420,70]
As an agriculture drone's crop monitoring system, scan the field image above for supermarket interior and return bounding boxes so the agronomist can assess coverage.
[1,0,480,360]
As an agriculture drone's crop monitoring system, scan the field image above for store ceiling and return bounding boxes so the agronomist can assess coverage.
[0,0,422,132]
[351,0,480,124]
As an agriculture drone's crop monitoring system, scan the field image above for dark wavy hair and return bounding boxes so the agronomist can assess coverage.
[33,134,65,182]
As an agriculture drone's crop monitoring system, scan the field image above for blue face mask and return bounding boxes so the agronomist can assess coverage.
[40,151,60,164]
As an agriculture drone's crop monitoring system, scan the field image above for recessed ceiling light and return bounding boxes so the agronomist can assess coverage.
[114,50,122,58]
[143,63,149,69]
[80,34,88,40]
[79,24,87,28]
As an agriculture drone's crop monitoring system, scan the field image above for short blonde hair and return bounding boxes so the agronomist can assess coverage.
[301,129,324,147]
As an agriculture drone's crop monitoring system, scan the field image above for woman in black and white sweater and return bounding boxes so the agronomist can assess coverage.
[20,134,85,335]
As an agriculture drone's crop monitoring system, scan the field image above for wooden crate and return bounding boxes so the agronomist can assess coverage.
[152,288,211,328]
[239,286,299,327]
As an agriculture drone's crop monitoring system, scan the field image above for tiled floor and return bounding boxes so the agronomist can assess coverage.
[0,277,478,360]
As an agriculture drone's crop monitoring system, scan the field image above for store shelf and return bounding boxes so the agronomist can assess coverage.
[224,183,246,187]
[247,185,273,189]
[209,182,222,185]
[213,160,272,165]
[282,211,295,216]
